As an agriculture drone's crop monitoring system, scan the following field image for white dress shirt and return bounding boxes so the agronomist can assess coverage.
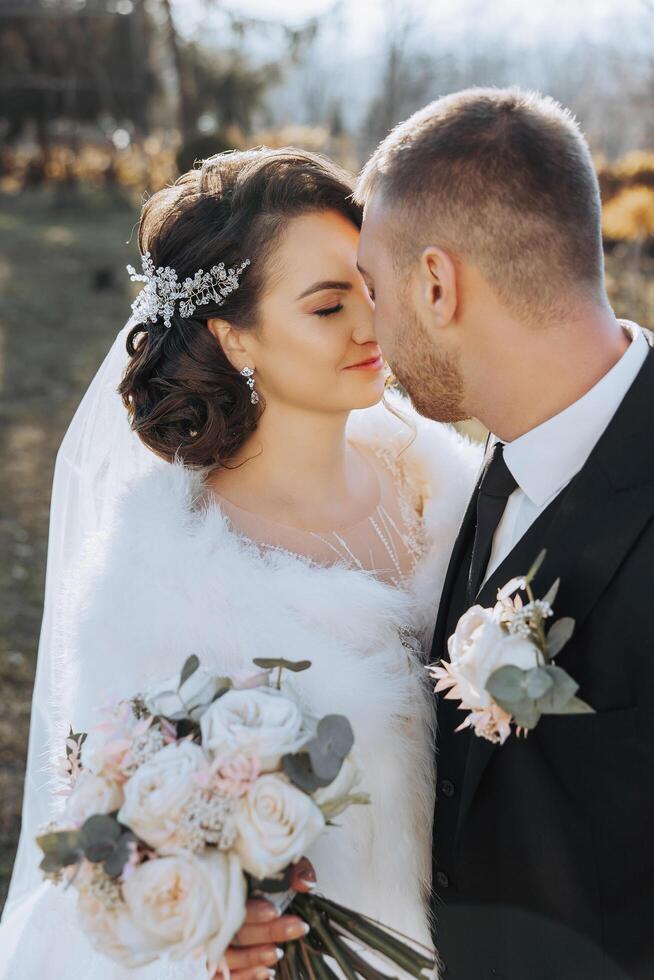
[483,320,649,584]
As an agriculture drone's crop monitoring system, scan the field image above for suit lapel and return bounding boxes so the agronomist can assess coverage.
[455,344,654,836]
[430,437,488,664]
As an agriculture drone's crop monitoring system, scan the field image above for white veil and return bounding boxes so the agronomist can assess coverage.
[1,318,164,927]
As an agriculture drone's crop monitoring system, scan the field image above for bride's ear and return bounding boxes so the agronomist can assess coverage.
[417,246,458,327]
[206,317,252,371]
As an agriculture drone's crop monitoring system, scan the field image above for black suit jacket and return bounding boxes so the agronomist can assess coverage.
[429,342,654,980]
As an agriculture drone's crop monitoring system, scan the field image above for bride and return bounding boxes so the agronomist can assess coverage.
[0,147,480,979]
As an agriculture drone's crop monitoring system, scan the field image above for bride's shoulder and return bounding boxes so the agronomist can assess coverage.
[347,390,483,502]
[72,459,230,595]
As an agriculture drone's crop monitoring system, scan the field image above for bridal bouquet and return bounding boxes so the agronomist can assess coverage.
[37,655,435,979]
[428,550,594,744]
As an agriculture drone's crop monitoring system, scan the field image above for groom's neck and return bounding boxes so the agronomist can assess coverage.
[470,301,630,443]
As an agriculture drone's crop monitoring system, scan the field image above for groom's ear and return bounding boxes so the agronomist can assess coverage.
[418,246,458,327]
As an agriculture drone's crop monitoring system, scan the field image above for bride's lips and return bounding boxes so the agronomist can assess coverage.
[344,353,384,372]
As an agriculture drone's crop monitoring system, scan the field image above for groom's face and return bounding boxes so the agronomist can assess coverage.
[357,196,467,422]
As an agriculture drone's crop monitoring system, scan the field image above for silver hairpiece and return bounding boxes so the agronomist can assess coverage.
[126,251,251,329]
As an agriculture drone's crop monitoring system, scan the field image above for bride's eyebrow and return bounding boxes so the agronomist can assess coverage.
[296,280,352,300]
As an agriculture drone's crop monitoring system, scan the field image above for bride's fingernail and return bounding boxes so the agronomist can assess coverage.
[300,879,317,891]
[275,948,285,961]
[259,905,281,922]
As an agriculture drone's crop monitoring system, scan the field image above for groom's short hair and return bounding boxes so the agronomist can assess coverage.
[354,87,605,320]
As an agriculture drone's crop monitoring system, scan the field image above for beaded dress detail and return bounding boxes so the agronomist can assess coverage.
[207,446,427,588]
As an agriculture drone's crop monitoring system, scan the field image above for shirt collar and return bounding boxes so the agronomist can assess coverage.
[495,321,649,508]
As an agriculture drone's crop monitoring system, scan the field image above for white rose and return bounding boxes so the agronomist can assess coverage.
[451,617,539,710]
[78,884,164,968]
[121,851,246,969]
[144,666,220,721]
[312,754,362,808]
[200,688,306,771]
[448,605,497,662]
[117,740,208,850]
[65,771,124,827]
[234,773,325,879]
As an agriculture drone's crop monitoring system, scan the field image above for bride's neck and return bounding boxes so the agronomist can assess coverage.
[205,403,373,526]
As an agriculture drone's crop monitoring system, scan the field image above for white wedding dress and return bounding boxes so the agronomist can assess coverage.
[0,380,480,979]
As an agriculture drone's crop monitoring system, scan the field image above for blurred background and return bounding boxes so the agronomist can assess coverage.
[1,0,653,909]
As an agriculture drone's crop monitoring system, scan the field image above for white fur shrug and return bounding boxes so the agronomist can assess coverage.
[4,396,481,980]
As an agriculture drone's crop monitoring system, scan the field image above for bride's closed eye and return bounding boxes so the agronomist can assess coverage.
[314,303,344,317]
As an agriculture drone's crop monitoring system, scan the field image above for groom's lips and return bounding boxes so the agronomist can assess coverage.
[344,353,384,371]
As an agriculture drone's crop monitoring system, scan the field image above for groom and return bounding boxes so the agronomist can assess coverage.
[353,87,654,979]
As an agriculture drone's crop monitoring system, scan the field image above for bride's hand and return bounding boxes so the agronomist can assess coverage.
[217,858,316,980]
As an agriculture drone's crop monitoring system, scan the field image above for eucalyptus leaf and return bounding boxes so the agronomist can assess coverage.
[208,679,233,705]
[546,618,576,658]
[486,665,527,703]
[282,750,326,791]
[547,695,595,716]
[508,698,542,729]
[252,657,312,673]
[84,840,115,863]
[318,791,371,821]
[36,829,83,868]
[306,715,354,783]
[526,549,547,583]
[535,665,579,712]
[542,578,560,608]
[314,715,354,758]
[103,832,136,878]
[81,815,123,864]
[80,814,123,847]
[39,852,71,874]
[179,654,200,689]
[524,667,553,700]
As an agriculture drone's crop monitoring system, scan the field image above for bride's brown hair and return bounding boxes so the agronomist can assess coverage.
[119,148,362,467]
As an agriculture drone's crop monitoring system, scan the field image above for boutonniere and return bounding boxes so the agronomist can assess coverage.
[427,550,594,744]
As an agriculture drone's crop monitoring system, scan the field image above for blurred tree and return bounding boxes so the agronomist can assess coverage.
[360,0,438,151]
[150,1,322,166]
[0,0,158,162]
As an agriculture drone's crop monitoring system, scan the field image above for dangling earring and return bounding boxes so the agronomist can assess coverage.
[240,366,259,405]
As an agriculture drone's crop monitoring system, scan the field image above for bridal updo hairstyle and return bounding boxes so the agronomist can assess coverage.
[119,148,362,467]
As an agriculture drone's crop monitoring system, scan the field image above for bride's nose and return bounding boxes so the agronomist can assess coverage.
[350,302,377,346]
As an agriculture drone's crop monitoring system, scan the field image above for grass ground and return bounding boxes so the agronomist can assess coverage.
[1,188,653,910]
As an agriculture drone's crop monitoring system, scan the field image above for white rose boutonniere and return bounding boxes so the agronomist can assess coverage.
[428,550,594,744]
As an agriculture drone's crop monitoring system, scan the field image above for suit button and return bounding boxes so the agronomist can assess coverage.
[435,870,450,889]
[440,779,455,798]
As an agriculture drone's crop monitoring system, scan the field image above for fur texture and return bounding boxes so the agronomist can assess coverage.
[53,394,481,972]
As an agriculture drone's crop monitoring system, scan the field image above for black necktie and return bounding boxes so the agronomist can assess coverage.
[467,442,518,601]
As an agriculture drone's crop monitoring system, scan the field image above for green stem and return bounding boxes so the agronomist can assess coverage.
[329,928,399,980]
[299,938,319,980]
[297,901,359,980]
[304,895,434,975]
[308,948,343,980]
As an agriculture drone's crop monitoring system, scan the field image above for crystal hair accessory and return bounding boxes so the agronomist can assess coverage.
[126,251,251,330]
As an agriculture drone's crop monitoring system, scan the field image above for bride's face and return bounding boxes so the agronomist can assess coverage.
[236,209,383,414]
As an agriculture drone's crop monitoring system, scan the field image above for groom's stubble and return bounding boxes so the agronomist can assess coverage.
[390,302,467,424]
